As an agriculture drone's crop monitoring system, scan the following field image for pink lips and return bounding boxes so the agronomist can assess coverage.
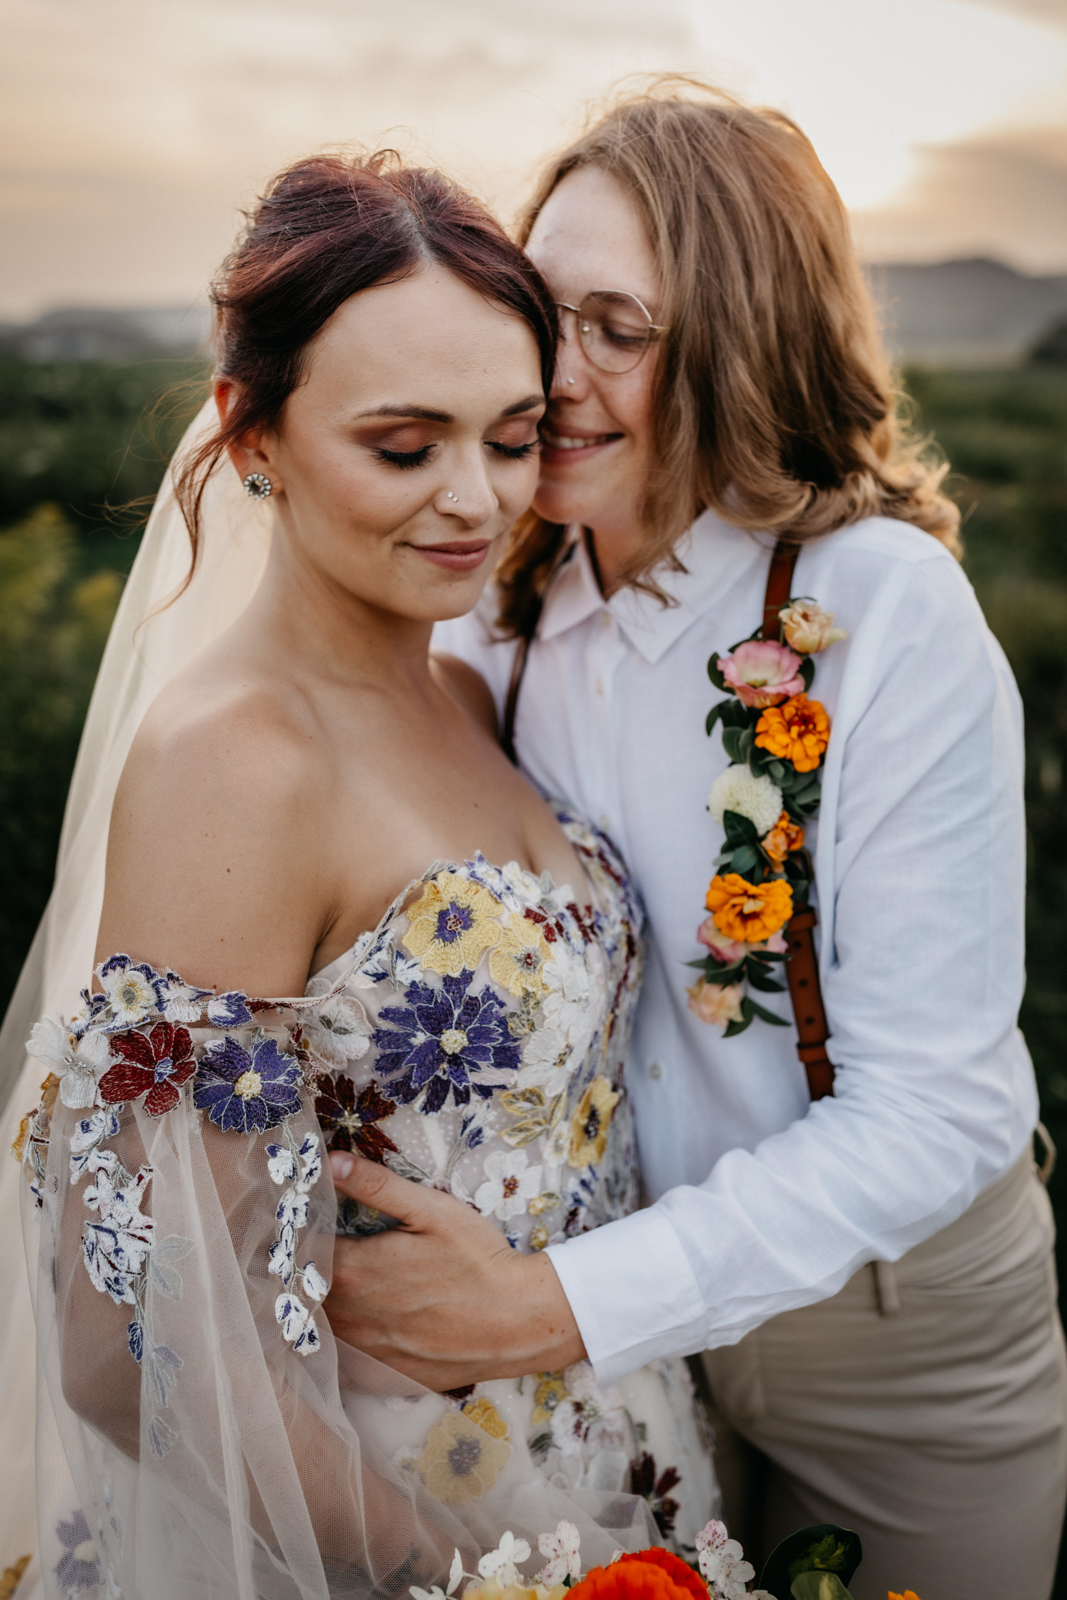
[410,539,492,572]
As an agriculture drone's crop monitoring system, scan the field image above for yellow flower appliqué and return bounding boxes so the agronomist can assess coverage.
[415,1404,510,1504]
[489,912,552,997]
[530,1372,568,1425]
[402,872,503,976]
[568,1076,620,1168]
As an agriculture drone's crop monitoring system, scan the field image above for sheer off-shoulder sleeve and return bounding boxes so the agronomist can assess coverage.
[16,953,653,1600]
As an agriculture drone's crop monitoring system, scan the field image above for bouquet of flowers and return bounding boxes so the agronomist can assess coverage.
[412,1519,920,1600]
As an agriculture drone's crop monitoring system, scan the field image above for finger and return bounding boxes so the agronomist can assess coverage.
[328,1150,438,1227]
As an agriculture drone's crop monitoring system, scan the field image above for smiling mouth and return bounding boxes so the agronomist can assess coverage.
[541,428,622,451]
[409,539,492,572]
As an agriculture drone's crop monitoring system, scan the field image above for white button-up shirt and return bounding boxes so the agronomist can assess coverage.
[434,510,1038,1386]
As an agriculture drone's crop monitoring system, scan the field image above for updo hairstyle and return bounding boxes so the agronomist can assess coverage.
[175,152,558,572]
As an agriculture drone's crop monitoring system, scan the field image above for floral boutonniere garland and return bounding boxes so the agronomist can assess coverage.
[687,598,846,1036]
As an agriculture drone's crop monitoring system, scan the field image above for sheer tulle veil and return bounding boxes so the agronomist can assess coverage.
[0,398,272,1581]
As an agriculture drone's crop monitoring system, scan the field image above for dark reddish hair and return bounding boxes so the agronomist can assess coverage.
[175,150,557,570]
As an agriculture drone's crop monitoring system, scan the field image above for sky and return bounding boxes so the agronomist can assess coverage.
[1,0,1065,320]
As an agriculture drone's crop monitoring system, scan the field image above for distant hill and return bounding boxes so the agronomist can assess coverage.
[866,258,1067,367]
[0,304,211,362]
[3,260,1067,368]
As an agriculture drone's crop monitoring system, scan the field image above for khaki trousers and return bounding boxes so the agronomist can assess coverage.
[701,1153,1067,1600]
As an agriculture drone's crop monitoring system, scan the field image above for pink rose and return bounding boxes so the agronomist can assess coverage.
[717,640,804,708]
[698,918,788,963]
[686,977,745,1027]
[779,598,847,654]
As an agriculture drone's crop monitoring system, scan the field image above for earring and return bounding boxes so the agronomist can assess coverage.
[243,472,272,500]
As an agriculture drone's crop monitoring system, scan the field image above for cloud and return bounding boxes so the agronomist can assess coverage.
[852,129,1067,272]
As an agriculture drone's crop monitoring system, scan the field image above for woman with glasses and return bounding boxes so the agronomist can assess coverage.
[330,82,1067,1599]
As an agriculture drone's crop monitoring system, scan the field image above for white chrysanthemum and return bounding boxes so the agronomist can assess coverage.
[301,992,371,1069]
[707,765,782,836]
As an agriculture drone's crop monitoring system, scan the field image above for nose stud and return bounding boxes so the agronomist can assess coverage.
[446,492,458,501]
[566,377,575,386]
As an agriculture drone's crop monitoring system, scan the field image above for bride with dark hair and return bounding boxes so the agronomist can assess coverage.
[4,152,716,1599]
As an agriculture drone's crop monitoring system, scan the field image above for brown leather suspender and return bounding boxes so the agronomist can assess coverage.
[761,541,835,1100]
[503,534,835,1101]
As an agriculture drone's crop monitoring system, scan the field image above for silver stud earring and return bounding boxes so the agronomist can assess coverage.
[243,472,272,500]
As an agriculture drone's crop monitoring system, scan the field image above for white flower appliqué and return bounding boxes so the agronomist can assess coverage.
[473,1148,543,1222]
[27,1016,109,1110]
[267,1130,325,1355]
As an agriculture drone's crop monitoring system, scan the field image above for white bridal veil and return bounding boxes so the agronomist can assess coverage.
[0,403,656,1599]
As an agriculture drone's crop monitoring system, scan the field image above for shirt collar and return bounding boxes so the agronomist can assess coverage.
[537,510,770,664]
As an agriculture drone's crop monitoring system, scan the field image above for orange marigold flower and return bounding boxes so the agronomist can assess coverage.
[568,1555,700,1600]
[615,1550,708,1600]
[755,693,830,774]
[888,1592,924,1600]
[762,810,805,865]
[705,872,793,944]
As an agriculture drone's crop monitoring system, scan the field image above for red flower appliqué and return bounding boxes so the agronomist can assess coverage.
[98,1022,195,1117]
[314,1075,398,1162]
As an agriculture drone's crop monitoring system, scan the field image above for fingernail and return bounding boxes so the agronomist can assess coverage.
[330,1152,354,1181]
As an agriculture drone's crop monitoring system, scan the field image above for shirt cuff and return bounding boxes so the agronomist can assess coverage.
[544,1205,708,1387]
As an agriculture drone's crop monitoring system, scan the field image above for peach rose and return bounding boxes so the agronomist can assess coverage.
[717,640,805,709]
[697,918,788,962]
[687,978,745,1027]
[779,598,847,654]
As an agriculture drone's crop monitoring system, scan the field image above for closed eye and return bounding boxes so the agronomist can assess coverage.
[488,439,540,460]
[375,445,435,469]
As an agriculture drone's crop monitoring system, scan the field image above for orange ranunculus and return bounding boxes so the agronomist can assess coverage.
[705,873,793,943]
[568,1554,700,1600]
[762,809,805,865]
[755,693,830,773]
[615,1550,709,1600]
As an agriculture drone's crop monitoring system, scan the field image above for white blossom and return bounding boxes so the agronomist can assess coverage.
[474,1149,543,1221]
[537,1520,582,1586]
[696,1520,756,1600]
[302,987,372,1070]
[477,1531,531,1588]
[27,1016,109,1109]
[707,765,783,837]
[517,1025,580,1099]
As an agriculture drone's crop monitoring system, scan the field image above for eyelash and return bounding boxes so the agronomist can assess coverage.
[374,440,540,470]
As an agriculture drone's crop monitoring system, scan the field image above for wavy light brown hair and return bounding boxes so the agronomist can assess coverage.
[496,78,959,638]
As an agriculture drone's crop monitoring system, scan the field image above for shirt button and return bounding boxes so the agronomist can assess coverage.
[601,611,613,631]
[594,676,604,696]
[598,813,612,831]
[649,1062,663,1081]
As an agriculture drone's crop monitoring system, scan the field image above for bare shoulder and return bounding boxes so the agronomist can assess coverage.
[431,652,499,739]
[99,660,333,995]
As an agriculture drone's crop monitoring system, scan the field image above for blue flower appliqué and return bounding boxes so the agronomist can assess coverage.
[373,970,519,1113]
[193,1034,302,1133]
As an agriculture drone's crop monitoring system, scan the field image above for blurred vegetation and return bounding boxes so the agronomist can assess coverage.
[0,352,209,998]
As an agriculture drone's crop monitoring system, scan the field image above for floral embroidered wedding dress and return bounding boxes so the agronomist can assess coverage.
[17,805,716,1599]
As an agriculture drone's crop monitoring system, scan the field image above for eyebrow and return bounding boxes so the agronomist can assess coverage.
[351,394,544,424]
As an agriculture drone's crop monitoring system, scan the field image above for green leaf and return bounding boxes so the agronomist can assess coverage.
[729,845,759,875]
[723,1013,753,1038]
[722,726,743,763]
[748,968,786,993]
[704,961,747,985]
[767,760,786,782]
[706,654,728,690]
[748,997,791,1025]
[758,1524,862,1600]
[723,810,760,848]
[799,656,816,692]
[790,1574,853,1600]
[738,726,756,759]
[706,701,728,736]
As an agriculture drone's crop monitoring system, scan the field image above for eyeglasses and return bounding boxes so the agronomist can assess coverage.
[555,291,668,375]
